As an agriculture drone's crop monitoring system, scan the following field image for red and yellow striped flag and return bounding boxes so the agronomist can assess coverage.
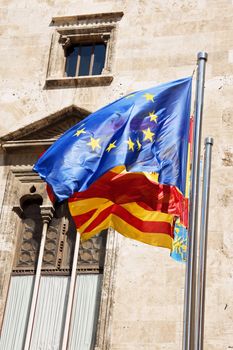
[68,167,188,250]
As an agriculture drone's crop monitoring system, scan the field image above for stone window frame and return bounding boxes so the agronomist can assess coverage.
[45,12,123,89]
[12,199,108,276]
[11,175,108,276]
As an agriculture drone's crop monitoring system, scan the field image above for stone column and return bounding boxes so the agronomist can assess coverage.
[23,205,54,350]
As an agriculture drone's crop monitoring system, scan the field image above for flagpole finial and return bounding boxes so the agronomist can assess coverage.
[197,52,208,61]
[205,136,214,145]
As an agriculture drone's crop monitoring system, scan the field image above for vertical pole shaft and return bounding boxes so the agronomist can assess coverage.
[61,231,80,350]
[183,52,208,350]
[24,206,54,350]
[195,137,213,350]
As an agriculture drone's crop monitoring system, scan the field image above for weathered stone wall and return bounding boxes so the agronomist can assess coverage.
[0,0,233,349]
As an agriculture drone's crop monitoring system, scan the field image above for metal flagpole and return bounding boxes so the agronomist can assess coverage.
[195,137,213,350]
[183,52,208,350]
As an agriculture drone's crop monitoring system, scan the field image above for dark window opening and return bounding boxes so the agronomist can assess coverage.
[65,43,106,77]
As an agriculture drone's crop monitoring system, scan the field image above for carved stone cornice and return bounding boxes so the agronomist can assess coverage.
[51,12,124,28]
[1,139,56,151]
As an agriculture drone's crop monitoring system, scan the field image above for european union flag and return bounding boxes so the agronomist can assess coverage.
[34,77,192,201]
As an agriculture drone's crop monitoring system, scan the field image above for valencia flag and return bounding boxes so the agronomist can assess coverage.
[68,167,188,250]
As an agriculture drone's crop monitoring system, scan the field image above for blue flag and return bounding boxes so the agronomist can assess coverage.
[34,77,192,201]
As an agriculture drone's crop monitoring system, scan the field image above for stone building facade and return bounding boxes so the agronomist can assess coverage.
[0,0,233,349]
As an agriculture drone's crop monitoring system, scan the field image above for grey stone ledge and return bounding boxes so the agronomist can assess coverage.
[45,75,113,89]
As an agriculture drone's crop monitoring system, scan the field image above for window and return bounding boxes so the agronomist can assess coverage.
[65,43,106,77]
[1,197,107,349]
[45,12,123,88]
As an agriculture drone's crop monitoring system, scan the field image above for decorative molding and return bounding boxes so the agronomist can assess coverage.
[51,12,124,27]
[13,202,43,273]
[2,139,56,150]
[57,28,112,48]
[0,105,89,144]
[11,167,47,185]
[40,205,54,224]
[11,194,108,276]
[45,75,113,89]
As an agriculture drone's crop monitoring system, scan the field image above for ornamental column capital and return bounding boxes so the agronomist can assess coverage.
[40,205,54,224]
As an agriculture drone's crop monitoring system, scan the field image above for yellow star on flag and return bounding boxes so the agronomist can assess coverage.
[143,93,154,102]
[87,137,101,151]
[149,111,158,123]
[126,137,135,151]
[136,138,142,151]
[74,128,86,137]
[106,141,116,152]
[142,128,155,142]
